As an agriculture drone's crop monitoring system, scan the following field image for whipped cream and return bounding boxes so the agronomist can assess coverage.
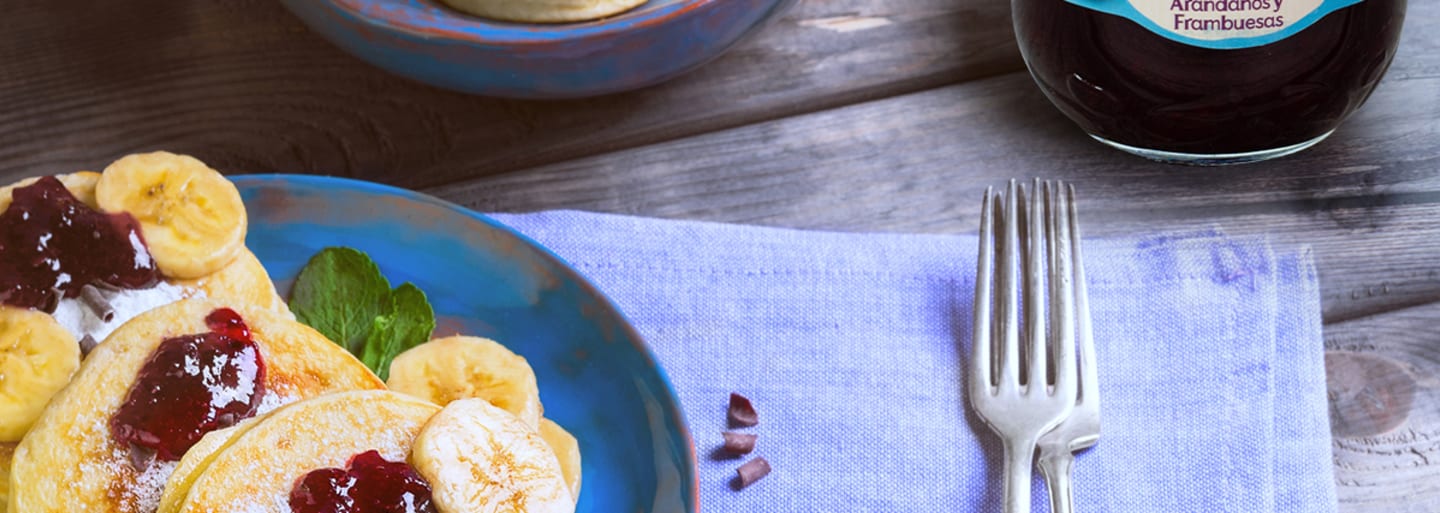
[51,282,194,343]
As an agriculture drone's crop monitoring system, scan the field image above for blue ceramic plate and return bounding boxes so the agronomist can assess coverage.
[233,175,697,513]
[281,0,796,98]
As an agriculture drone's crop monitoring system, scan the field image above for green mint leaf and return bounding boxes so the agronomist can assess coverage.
[288,247,391,354]
[360,283,435,380]
[359,314,395,377]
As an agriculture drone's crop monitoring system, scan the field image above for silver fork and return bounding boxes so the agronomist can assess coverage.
[1036,183,1100,513]
[969,179,1079,513]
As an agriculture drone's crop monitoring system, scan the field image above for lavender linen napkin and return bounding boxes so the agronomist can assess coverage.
[490,211,1336,513]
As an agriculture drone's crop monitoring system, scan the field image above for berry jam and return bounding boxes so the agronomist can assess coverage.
[1012,0,1406,156]
[0,176,160,311]
[110,308,266,462]
[289,450,436,513]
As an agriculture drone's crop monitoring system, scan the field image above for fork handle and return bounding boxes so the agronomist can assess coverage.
[1002,436,1037,513]
[1038,451,1076,513]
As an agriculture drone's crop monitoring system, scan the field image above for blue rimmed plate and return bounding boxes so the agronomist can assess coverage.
[233,175,697,513]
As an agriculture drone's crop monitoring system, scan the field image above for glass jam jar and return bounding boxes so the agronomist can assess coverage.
[1013,0,1407,164]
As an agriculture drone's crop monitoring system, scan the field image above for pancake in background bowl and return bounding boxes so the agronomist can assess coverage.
[439,0,647,22]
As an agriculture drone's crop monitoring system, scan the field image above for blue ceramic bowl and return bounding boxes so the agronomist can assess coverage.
[281,0,796,98]
[235,175,697,512]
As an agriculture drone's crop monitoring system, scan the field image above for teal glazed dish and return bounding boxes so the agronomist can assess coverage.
[280,0,797,98]
[233,175,697,513]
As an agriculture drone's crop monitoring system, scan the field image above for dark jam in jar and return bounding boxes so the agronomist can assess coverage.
[1012,0,1407,161]
[110,308,266,463]
[289,450,437,513]
[0,176,160,311]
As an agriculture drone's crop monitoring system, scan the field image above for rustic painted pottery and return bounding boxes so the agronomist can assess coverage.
[281,0,797,98]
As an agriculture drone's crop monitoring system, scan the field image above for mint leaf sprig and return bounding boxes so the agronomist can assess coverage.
[288,247,436,380]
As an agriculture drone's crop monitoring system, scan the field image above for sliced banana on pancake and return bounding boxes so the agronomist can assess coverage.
[0,171,100,212]
[9,298,382,513]
[538,418,582,502]
[411,398,573,513]
[0,306,80,442]
[171,390,439,513]
[438,0,647,23]
[387,335,543,430]
[96,152,247,279]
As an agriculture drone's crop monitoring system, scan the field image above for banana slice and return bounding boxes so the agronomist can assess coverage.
[387,336,543,430]
[411,398,573,513]
[0,171,102,212]
[0,306,81,442]
[95,152,247,279]
[438,0,646,23]
[538,418,582,503]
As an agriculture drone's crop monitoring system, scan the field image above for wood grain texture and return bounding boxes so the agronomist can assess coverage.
[0,0,1020,189]
[1326,302,1440,512]
[429,70,1440,323]
[1,0,1437,509]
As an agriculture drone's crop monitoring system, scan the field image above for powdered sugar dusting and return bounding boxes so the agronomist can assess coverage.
[255,390,291,417]
[101,444,178,513]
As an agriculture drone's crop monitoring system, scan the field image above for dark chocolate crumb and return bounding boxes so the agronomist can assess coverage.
[722,432,757,454]
[128,445,156,472]
[728,392,758,427]
[79,334,99,357]
[735,457,771,489]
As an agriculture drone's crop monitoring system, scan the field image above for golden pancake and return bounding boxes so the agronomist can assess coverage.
[176,247,290,318]
[1,442,14,511]
[0,171,100,212]
[439,0,647,23]
[8,299,383,513]
[171,391,439,513]
[154,414,271,513]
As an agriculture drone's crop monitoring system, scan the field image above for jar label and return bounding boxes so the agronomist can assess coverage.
[1063,0,1361,49]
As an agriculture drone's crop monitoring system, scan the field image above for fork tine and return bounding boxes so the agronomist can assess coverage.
[1068,184,1098,405]
[1049,181,1078,394]
[997,179,1022,391]
[971,187,995,393]
[1025,179,1047,391]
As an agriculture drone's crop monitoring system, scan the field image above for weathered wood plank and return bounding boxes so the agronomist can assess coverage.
[0,0,1021,189]
[1326,302,1440,512]
[427,61,1440,322]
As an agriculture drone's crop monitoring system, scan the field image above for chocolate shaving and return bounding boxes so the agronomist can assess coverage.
[91,281,124,293]
[728,392,758,427]
[128,445,156,472]
[79,284,115,322]
[722,432,757,454]
[79,334,99,357]
[42,287,63,314]
[735,457,771,489]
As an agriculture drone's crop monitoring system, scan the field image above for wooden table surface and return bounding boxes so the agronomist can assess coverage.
[2,0,1437,509]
